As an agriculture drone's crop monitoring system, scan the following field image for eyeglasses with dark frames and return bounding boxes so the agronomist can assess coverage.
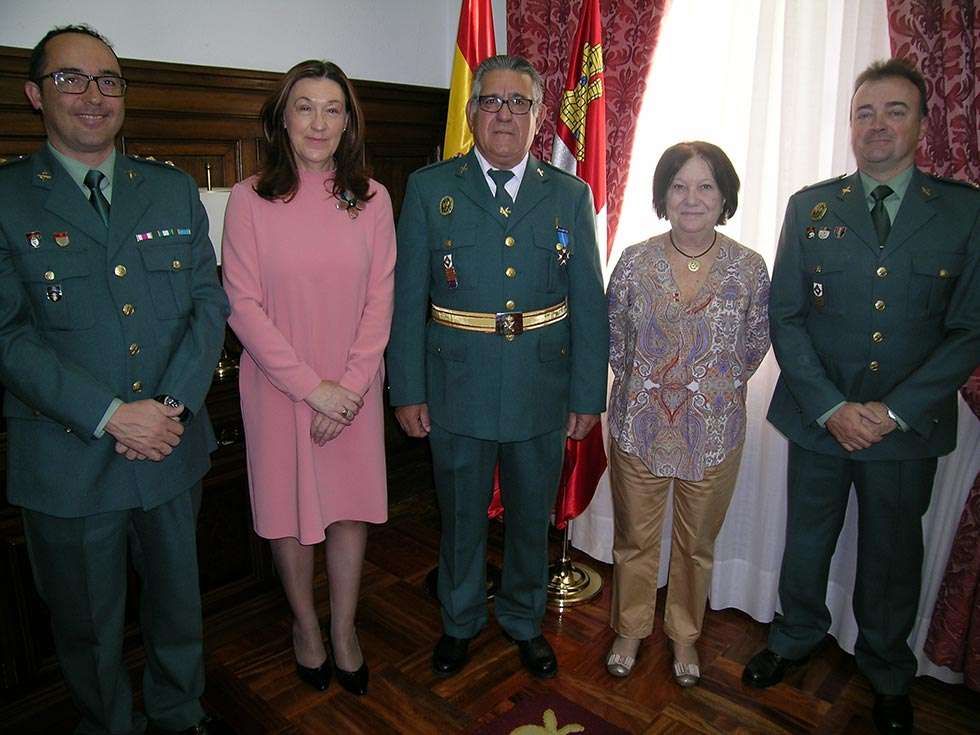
[476,95,534,115]
[38,70,128,97]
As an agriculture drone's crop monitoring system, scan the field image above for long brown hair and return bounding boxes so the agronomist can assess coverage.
[255,59,373,204]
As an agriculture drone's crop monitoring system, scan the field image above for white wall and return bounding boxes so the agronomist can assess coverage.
[0,0,508,87]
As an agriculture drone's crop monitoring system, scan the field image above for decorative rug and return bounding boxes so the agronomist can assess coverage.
[472,692,629,734]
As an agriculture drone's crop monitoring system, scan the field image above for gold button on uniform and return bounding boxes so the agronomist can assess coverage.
[869,361,880,372]
[938,268,949,278]
[171,259,182,270]
[872,331,883,343]
[876,266,888,278]
[122,303,135,316]
[128,342,141,356]
[505,266,516,278]
[814,265,823,273]
[43,270,55,281]
[505,300,516,310]
[131,380,143,392]
[874,299,885,311]
[114,264,127,277]
[504,236,515,248]
[444,239,453,249]
[505,334,515,342]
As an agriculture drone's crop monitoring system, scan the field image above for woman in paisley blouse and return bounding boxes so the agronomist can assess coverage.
[604,141,771,687]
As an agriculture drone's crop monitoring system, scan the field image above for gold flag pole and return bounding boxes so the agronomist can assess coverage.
[547,524,602,609]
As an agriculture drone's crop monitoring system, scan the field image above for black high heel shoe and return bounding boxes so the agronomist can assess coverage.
[330,634,369,695]
[295,659,331,692]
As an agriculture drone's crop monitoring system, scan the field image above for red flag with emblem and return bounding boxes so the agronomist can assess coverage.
[550,0,607,529]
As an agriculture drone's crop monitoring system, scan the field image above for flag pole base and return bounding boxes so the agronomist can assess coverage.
[546,525,602,609]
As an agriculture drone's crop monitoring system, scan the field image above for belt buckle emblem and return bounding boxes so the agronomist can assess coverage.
[495,311,523,337]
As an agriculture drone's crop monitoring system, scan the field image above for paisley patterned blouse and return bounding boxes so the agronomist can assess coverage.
[608,232,771,480]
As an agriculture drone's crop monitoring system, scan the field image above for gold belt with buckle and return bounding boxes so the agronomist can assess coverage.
[430,300,567,338]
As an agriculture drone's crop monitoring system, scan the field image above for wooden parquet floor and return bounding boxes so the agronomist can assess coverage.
[5,484,979,734]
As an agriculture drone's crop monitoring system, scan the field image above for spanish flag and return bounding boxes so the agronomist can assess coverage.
[551,0,608,529]
[444,0,497,159]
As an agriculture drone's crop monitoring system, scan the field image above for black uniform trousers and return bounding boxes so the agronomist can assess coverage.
[768,443,937,694]
[22,484,206,735]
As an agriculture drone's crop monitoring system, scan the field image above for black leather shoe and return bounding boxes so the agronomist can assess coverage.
[511,634,558,679]
[741,648,809,688]
[432,634,471,676]
[295,659,331,692]
[334,659,369,695]
[872,693,913,734]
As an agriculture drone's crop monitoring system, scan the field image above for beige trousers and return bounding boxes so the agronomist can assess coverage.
[609,440,743,644]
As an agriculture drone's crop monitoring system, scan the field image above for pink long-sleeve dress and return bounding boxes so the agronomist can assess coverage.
[221,169,395,543]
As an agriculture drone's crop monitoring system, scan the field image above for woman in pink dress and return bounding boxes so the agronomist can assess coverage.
[221,60,394,696]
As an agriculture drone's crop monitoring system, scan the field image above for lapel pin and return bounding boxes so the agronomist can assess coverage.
[840,185,852,196]
[499,206,511,218]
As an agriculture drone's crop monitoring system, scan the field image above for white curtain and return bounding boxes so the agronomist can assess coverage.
[568,0,980,685]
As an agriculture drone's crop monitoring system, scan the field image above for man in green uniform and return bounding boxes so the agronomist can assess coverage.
[0,26,230,734]
[388,55,608,679]
[743,59,980,734]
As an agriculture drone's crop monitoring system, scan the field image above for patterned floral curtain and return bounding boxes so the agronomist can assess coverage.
[886,0,980,181]
[925,369,980,690]
[507,0,669,251]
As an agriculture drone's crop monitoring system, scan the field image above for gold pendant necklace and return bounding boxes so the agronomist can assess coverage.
[669,230,717,272]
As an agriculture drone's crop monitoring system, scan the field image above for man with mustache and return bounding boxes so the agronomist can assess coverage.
[388,55,607,679]
[743,59,980,734]
[0,25,230,734]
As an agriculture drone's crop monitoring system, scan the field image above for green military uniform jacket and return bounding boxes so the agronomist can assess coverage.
[0,148,230,517]
[767,168,980,459]
[388,150,608,441]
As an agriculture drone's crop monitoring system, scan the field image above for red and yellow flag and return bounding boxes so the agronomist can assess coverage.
[444,0,497,159]
[551,0,608,529]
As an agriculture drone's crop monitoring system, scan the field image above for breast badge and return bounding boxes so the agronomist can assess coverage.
[439,196,454,216]
[443,253,458,289]
[810,202,828,221]
[834,226,846,239]
[46,285,63,302]
[805,227,816,239]
[812,281,824,310]
[26,231,41,248]
[53,232,70,247]
[555,225,570,265]
[817,227,830,240]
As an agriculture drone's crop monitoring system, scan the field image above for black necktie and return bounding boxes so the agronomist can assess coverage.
[488,169,514,218]
[870,184,893,247]
[84,169,110,226]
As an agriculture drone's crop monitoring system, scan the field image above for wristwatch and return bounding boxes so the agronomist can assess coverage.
[155,394,193,424]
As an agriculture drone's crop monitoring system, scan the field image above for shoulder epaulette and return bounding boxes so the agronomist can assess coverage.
[926,172,979,190]
[126,154,186,174]
[415,156,460,175]
[798,173,847,193]
[0,154,29,168]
